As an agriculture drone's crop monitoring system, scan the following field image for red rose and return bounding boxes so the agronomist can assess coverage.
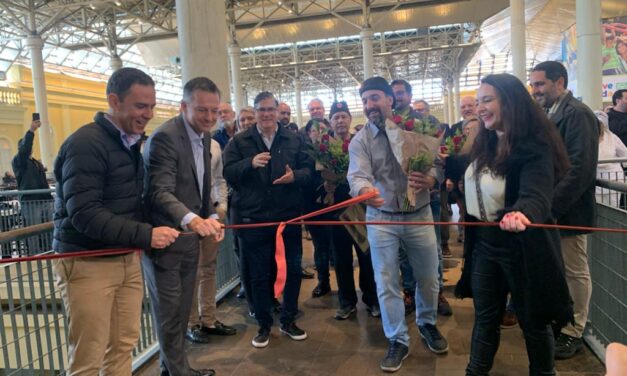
[342,142,349,153]
[440,146,448,154]
[453,135,462,145]
[393,115,403,124]
[319,143,328,152]
[321,134,330,142]
[330,159,337,166]
[405,119,415,131]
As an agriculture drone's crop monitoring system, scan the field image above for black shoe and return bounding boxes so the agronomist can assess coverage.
[367,304,381,318]
[185,325,210,344]
[205,320,236,336]
[273,298,282,313]
[380,341,409,372]
[334,305,356,320]
[311,283,331,298]
[280,322,308,341]
[236,286,246,299]
[301,267,315,279]
[555,333,583,359]
[252,327,271,348]
[418,324,449,354]
[190,368,215,376]
[437,292,453,316]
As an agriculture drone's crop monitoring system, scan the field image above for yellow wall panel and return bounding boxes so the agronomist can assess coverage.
[0,65,178,174]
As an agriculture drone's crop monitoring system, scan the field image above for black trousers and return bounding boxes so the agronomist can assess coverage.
[466,237,555,376]
[332,225,377,309]
[240,224,302,329]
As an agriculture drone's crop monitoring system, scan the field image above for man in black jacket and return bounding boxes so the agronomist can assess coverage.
[530,61,599,360]
[608,89,627,146]
[223,91,313,349]
[53,67,179,375]
[12,119,53,253]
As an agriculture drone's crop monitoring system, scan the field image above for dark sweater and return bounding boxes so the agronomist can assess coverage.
[608,108,627,147]
[53,112,152,253]
[11,130,52,201]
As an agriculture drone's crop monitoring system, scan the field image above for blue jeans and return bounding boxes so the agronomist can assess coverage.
[400,198,443,291]
[367,205,439,346]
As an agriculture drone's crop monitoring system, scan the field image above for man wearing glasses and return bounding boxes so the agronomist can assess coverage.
[223,91,313,349]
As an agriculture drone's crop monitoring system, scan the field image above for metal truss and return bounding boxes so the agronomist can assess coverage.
[240,23,480,102]
[0,0,481,108]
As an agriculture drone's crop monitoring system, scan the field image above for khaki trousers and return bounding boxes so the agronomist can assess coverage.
[54,252,143,376]
[560,234,591,338]
[189,237,219,327]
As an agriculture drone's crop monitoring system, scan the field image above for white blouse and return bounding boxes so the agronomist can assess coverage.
[465,163,506,222]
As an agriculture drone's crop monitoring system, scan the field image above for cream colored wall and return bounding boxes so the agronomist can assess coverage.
[0,65,178,175]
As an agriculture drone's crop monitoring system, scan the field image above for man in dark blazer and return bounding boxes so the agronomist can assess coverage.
[530,61,599,360]
[143,77,224,376]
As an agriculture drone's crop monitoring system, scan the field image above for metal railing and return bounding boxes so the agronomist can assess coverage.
[585,171,627,364]
[0,190,240,375]
[0,189,55,259]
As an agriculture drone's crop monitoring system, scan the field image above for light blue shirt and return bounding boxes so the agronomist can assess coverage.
[181,117,218,227]
[104,114,141,150]
[347,119,436,212]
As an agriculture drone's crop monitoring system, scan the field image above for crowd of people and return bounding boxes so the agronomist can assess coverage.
[6,59,626,375]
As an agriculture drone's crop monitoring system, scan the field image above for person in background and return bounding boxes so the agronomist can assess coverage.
[391,79,452,317]
[303,118,334,297]
[594,110,626,208]
[213,102,237,150]
[326,101,379,320]
[237,106,256,133]
[186,136,237,344]
[530,61,599,360]
[608,89,627,146]
[456,73,572,376]
[12,118,53,253]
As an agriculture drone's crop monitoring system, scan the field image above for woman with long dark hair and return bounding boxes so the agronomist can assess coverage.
[455,73,573,375]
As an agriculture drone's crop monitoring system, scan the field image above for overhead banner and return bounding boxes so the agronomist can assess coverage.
[562,16,627,101]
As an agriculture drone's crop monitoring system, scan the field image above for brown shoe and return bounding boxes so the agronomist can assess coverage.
[403,289,415,316]
[501,311,518,328]
[441,244,453,258]
[437,292,453,316]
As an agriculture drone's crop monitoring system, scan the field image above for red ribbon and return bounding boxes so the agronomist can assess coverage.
[272,191,378,298]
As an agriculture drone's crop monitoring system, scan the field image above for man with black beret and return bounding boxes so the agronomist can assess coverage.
[348,76,448,372]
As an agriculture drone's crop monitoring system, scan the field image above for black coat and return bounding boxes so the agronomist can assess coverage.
[550,92,599,235]
[11,130,52,201]
[608,108,627,147]
[223,125,313,222]
[53,112,152,253]
[455,139,573,328]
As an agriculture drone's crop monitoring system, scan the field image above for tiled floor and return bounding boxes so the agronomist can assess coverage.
[136,229,605,376]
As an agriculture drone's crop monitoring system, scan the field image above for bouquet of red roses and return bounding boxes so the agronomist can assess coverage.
[385,120,440,211]
[312,133,351,205]
[440,128,466,155]
[392,112,443,138]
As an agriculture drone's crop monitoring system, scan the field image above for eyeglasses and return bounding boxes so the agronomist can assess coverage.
[279,111,291,116]
[256,107,277,113]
